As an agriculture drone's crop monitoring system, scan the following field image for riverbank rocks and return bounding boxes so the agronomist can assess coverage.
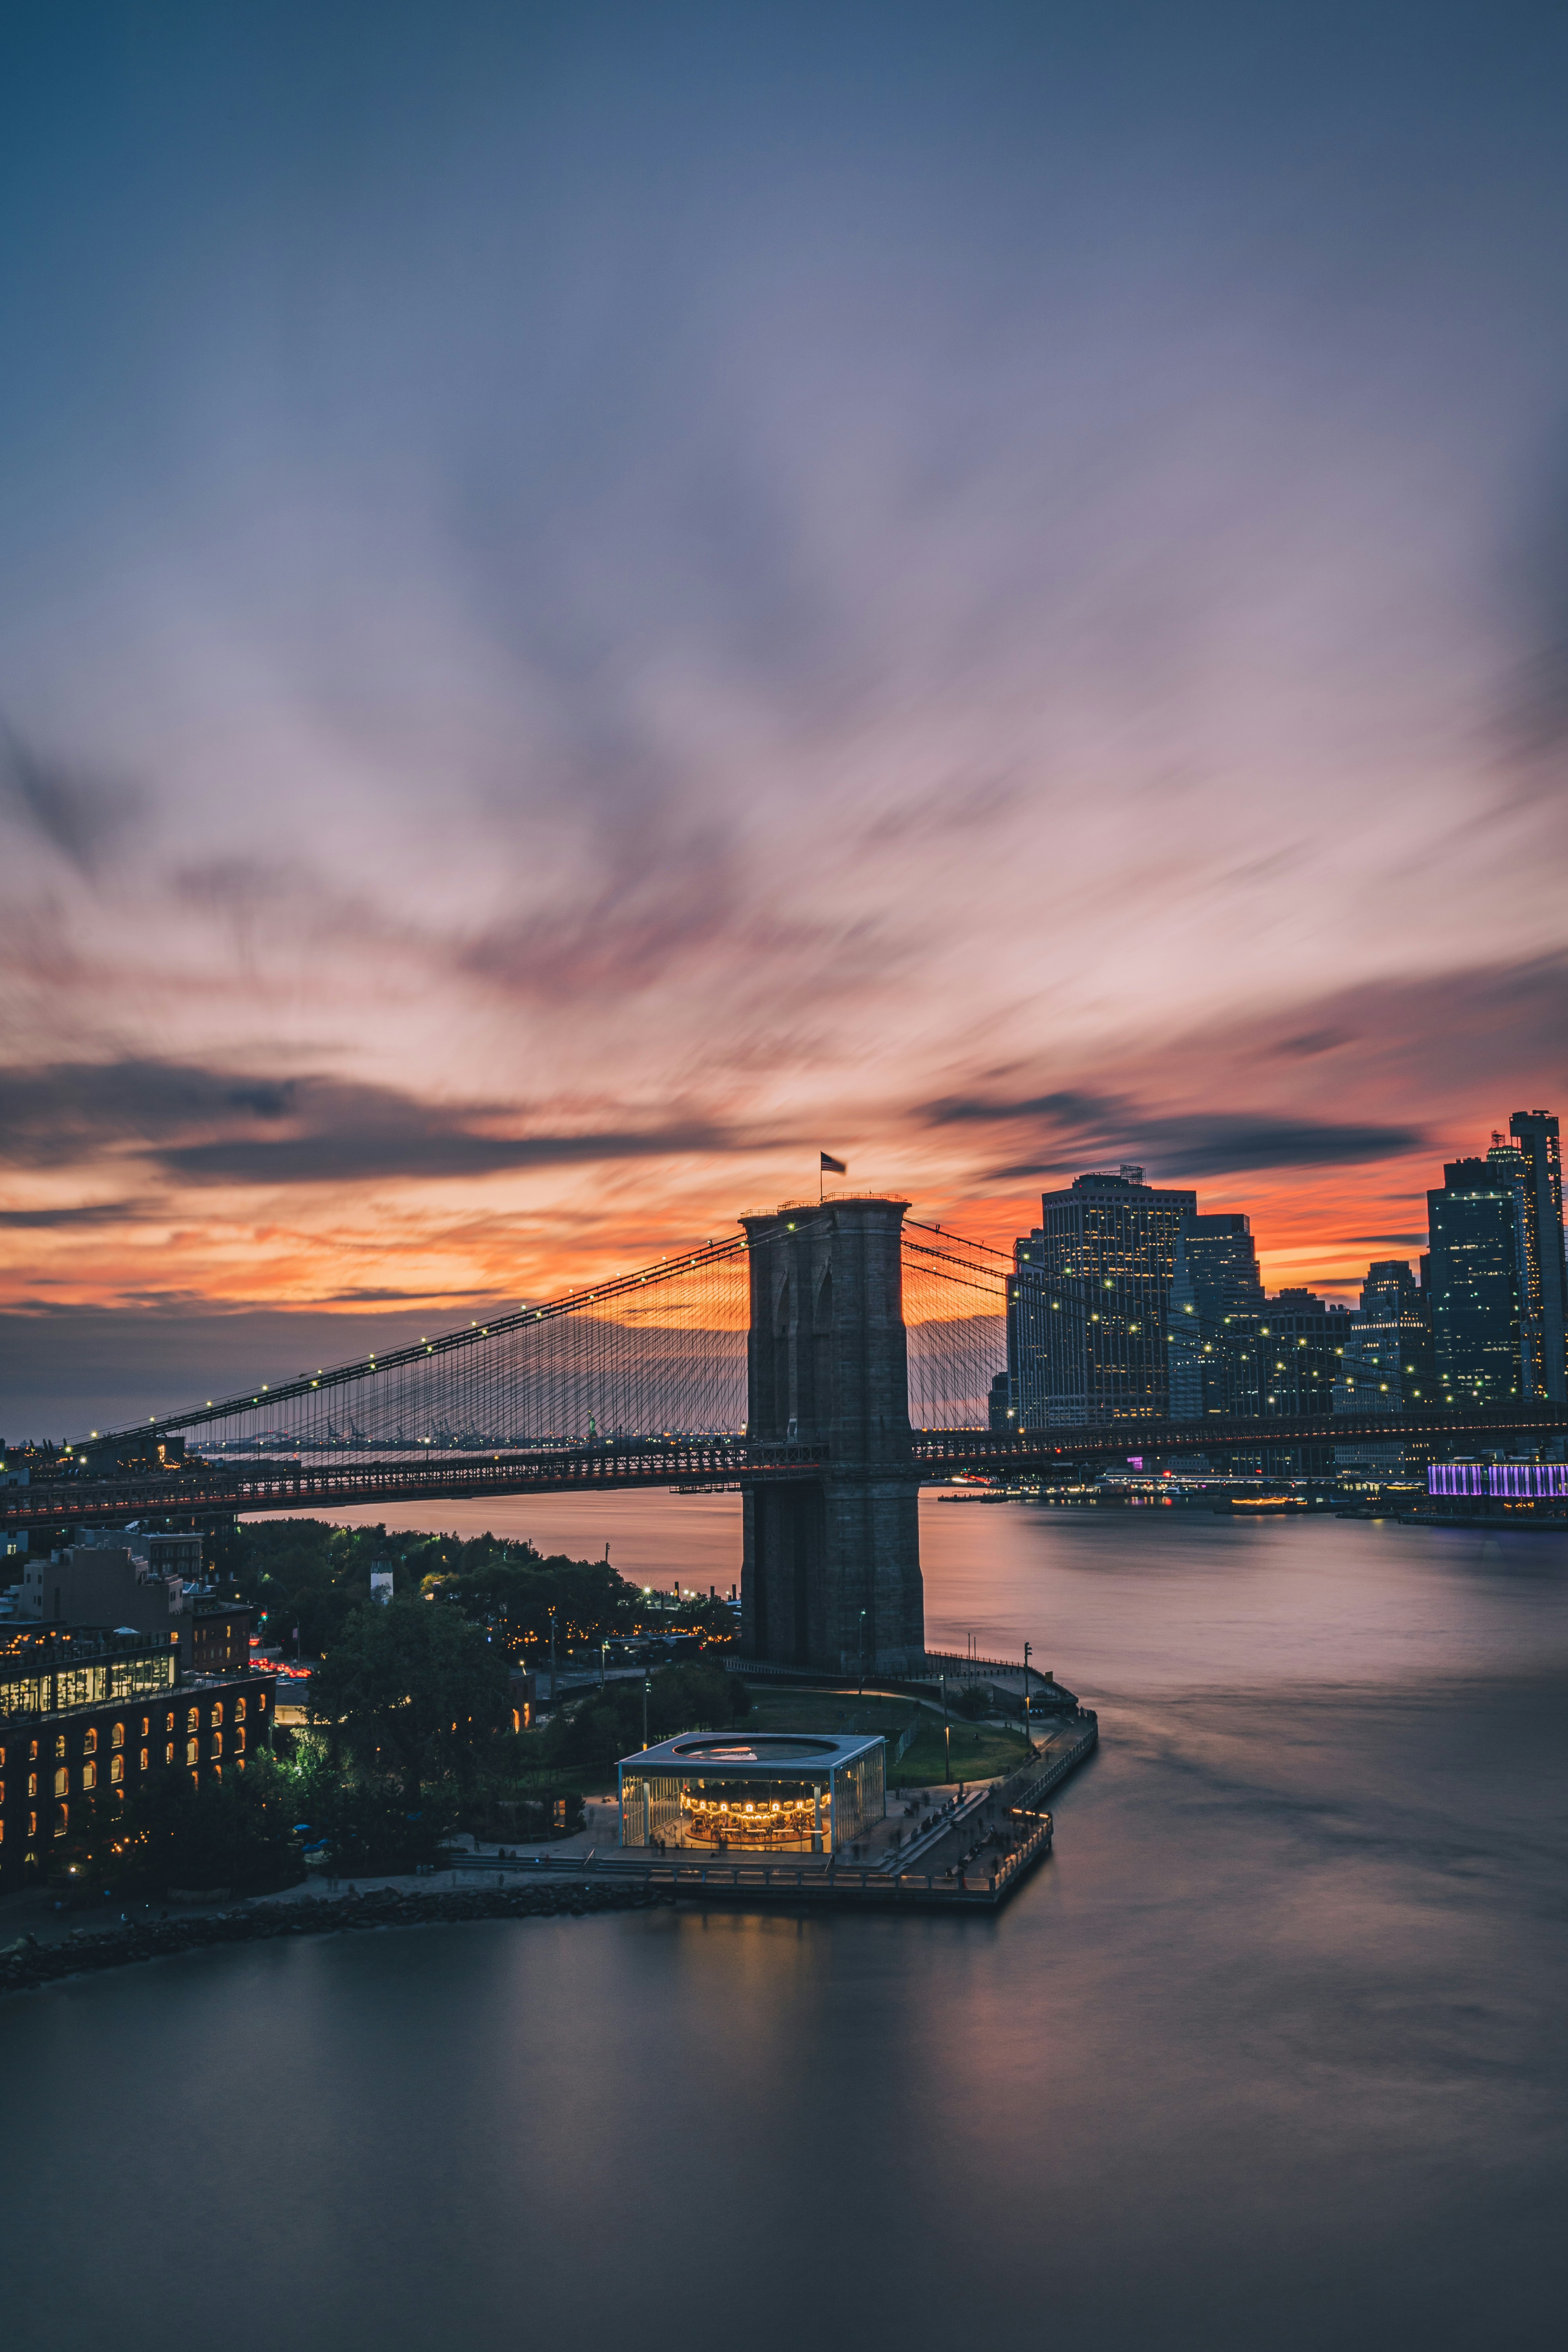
[0,1880,657,1996]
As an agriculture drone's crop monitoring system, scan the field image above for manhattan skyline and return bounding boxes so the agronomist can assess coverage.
[3,2,1566,1431]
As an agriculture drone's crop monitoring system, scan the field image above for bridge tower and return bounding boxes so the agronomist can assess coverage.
[740,1196,924,1674]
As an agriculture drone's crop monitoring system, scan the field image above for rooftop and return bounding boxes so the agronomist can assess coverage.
[621,1730,884,1776]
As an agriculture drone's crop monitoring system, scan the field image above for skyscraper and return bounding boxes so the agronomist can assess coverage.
[1258,1287,1352,1469]
[1020,1166,1197,1426]
[1427,1156,1525,1406]
[1169,1213,1264,1421]
[1333,1260,1434,1474]
[1509,1110,1567,1401]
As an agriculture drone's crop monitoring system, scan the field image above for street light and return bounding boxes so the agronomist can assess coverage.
[1022,1641,1033,1753]
[642,1669,651,1751]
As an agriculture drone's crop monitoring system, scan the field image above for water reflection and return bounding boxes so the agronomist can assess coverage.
[4,1511,1565,2352]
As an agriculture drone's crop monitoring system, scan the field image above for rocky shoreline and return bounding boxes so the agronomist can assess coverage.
[0,1879,661,1995]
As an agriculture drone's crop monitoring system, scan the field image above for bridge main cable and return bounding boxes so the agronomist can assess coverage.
[87,1231,751,1448]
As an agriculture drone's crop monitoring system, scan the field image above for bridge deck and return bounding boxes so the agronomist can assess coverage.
[7,1407,1567,1534]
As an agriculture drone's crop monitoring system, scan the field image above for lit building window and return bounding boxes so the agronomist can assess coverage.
[83,1728,97,1755]
[110,1755,124,1784]
[141,1716,150,1737]
[54,1735,66,1760]
[211,1732,223,1758]
[256,1690,267,1711]
[54,1803,68,1837]
[165,1712,176,1733]
[235,1697,247,1723]
[234,1728,245,1754]
[140,1748,150,1771]
[211,1703,223,1727]
[185,1739,198,1767]
[28,1811,37,1837]
[164,1743,174,1766]
[82,1761,97,1791]
[187,1709,199,1733]
[27,1773,37,1801]
[53,1767,68,1798]
[111,1722,125,1748]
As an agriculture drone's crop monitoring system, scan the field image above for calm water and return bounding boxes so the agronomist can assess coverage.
[5,1500,1567,2352]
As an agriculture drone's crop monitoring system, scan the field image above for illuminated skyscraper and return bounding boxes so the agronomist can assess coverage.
[1168,1213,1263,1421]
[1333,1260,1434,1475]
[1509,1110,1566,1401]
[1427,1157,1526,1406]
[1024,1167,1197,1426]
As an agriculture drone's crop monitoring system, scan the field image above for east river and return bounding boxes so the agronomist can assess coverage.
[5,1497,1566,2352]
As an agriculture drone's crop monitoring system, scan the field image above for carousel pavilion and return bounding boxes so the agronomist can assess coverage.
[618,1731,885,1854]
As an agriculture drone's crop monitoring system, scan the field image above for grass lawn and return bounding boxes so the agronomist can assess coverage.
[746,1686,1030,1788]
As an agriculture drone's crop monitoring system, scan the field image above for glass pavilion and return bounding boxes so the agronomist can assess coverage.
[618,1731,885,1854]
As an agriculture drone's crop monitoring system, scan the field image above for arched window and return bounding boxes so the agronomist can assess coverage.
[234,1697,247,1723]
[111,1722,125,1748]
[82,1726,98,1755]
[82,1761,97,1791]
[110,1755,124,1784]
[187,1709,199,1733]
[53,1767,68,1798]
[211,1702,224,1727]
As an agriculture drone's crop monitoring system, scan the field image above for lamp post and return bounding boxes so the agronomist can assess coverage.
[858,1607,867,1699]
[1022,1640,1033,1753]
[547,1605,557,1700]
[642,1669,650,1750]
[600,1637,609,1690]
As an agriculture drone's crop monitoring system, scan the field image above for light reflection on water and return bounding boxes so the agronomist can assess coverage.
[5,1503,1566,2352]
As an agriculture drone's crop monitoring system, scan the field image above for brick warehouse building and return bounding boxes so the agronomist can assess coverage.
[0,1626,276,1893]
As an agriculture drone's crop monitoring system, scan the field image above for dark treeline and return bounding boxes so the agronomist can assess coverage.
[214,1518,735,1659]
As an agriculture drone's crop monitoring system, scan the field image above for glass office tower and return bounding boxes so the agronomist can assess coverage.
[1427,1158,1526,1406]
[1509,1111,1567,1401]
[1333,1260,1434,1475]
[1169,1213,1264,1422]
[1024,1167,1198,1426]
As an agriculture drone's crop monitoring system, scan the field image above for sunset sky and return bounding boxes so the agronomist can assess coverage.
[3,2,1567,1436]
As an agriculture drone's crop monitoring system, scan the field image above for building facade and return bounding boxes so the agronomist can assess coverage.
[1428,1157,1526,1406]
[1257,1289,1352,1470]
[1018,1168,1198,1427]
[1508,1110,1567,1401]
[1168,1213,1265,1423]
[0,1627,276,1892]
[1332,1260,1434,1476]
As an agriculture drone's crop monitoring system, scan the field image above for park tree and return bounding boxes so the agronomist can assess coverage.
[309,1595,510,1804]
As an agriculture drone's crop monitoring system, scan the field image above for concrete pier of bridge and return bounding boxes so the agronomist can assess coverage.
[740,1196,925,1674]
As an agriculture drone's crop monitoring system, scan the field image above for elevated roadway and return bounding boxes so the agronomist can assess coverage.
[6,1406,1567,1535]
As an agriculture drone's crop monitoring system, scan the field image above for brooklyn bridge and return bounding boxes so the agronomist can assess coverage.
[7,1196,1565,1671]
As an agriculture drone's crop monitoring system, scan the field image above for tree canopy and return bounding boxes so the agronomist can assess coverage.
[307,1594,510,1804]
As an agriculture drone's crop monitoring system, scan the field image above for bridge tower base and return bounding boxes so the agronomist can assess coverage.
[740,1197,924,1675]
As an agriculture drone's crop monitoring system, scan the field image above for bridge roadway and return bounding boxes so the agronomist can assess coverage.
[5,1405,1568,1535]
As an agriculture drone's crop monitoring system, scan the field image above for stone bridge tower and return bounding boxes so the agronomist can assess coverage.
[740,1196,924,1673]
